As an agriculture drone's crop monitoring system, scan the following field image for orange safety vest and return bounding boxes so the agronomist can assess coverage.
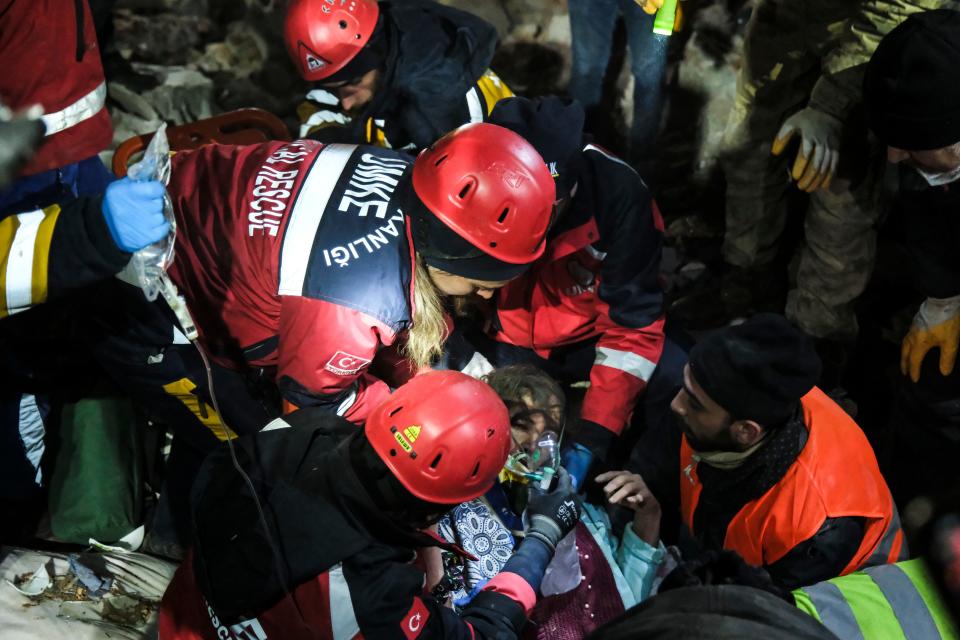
[680,387,905,574]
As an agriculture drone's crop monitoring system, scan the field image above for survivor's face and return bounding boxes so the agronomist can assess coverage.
[324,68,381,115]
[508,391,564,454]
[669,365,737,452]
[426,266,512,299]
[887,145,960,173]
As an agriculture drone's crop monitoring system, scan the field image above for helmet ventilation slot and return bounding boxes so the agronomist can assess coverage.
[429,453,443,469]
[388,406,403,417]
[497,207,509,223]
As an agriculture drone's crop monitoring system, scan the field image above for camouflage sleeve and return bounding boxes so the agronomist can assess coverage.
[808,0,947,120]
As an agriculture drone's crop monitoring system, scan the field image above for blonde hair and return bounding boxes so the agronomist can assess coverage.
[403,256,449,371]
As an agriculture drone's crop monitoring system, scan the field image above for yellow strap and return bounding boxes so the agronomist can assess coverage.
[30,204,61,308]
[0,214,21,318]
[162,377,237,441]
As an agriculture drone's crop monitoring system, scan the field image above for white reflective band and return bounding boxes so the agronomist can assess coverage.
[5,209,44,315]
[460,350,494,379]
[594,347,657,382]
[18,394,46,486]
[40,81,107,137]
[336,388,358,417]
[584,245,607,261]
[466,87,484,123]
[278,144,355,295]
[260,417,292,432]
[329,564,360,640]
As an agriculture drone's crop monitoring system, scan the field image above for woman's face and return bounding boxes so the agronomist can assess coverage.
[509,391,564,454]
[426,266,512,299]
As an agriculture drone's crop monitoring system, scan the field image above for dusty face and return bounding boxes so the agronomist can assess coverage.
[669,365,738,452]
[508,391,564,454]
[325,68,381,115]
[425,266,512,300]
[887,144,960,174]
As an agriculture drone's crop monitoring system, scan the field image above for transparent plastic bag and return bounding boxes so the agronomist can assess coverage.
[116,124,176,301]
[540,530,581,596]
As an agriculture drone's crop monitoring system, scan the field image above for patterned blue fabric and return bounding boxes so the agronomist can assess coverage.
[437,499,516,602]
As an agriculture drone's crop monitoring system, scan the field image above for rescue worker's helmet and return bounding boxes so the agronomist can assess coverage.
[284,0,380,82]
[365,371,512,504]
[412,123,557,265]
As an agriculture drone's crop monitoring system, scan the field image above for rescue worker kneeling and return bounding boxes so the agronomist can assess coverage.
[668,314,907,588]
[158,371,581,640]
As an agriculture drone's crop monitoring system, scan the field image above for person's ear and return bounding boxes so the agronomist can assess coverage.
[731,420,764,448]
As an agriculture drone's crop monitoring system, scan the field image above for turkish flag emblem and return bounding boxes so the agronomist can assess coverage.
[400,598,430,640]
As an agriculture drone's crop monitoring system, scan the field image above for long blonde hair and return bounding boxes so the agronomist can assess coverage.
[403,256,448,371]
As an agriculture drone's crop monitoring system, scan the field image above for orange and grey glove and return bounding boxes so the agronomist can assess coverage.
[771,107,842,193]
[901,295,960,383]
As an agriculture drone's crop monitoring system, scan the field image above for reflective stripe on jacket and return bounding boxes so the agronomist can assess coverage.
[680,387,905,572]
[794,559,959,640]
[0,0,113,175]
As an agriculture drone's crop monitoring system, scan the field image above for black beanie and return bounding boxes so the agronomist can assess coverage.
[864,9,960,151]
[488,96,586,201]
[688,314,821,426]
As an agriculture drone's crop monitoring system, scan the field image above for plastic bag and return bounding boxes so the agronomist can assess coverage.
[540,530,581,596]
[116,124,176,301]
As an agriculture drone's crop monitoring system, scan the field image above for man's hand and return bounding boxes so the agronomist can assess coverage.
[902,296,960,383]
[771,107,842,193]
[101,178,169,253]
[596,470,661,545]
[525,467,582,553]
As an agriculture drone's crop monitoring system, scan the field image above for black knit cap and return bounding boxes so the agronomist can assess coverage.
[864,9,960,151]
[688,314,821,426]
[488,96,585,201]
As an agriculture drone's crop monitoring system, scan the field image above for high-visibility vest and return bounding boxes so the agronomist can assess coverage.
[794,559,959,640]
[680,387,906,573]
[0,0,112,176]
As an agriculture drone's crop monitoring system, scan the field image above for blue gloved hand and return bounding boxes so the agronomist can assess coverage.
[560,442,594,491]
[101,177,170,253]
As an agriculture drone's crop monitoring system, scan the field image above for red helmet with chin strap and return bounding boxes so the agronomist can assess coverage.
[412,122,557,265]
[365,371,512,504]
[284,0,380,82]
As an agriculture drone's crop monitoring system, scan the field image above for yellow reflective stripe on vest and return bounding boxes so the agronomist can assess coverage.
[865,563,943,640]
[161,378,237,441]
[796,560,958,640]
[0,204,61,318]
[474,69,514,115]
[800,580,870,640]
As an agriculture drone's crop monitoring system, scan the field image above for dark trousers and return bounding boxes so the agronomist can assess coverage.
[84,280,279,543]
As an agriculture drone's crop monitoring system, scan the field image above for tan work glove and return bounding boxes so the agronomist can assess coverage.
[901,295,960,383]
[771,107,842,193]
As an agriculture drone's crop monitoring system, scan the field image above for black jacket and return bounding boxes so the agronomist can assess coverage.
[189,408,528,639]
[897,167,960,299]
[360,0,498,149]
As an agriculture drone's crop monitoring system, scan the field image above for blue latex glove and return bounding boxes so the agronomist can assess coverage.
[102,177,170,253]
[560,443,594,491]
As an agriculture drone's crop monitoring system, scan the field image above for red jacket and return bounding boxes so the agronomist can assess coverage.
[0,0,113,175]
[680,387,906,574]
[494,145,665,434]
[166,140,417,423]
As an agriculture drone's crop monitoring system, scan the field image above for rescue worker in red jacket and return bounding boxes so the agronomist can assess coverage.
[287,0,513,149]
[86,123,554,545]
[0,0,114,216]
[663,313,907,588]
[158,371,582,640]
[447,97,685,486]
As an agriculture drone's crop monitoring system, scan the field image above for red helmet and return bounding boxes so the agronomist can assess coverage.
[365,371,512,504]
[412,123,556,265]
[284,0,380,82]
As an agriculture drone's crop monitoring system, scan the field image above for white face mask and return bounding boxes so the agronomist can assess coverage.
[914,163,960,186]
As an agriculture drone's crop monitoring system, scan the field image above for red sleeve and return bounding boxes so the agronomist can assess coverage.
[277,295,394,424]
